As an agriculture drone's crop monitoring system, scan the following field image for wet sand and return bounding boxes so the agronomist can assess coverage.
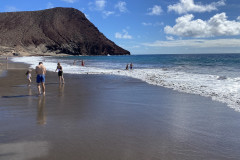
[1,60,240,160]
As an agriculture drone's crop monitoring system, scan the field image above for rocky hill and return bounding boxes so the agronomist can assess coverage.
[0,7,130,56]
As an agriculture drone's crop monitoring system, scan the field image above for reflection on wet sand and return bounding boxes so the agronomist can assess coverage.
[37,96,46,125]
[28,87,32,96]
[27,87,33,106]
[0,141,49,160]
[0,59,7,77]
[58,84,65,97]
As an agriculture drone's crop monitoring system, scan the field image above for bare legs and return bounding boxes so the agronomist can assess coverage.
[59,76,65,84]
[42,83,45,95]
[27,78,31,86]
[37,83,45,95]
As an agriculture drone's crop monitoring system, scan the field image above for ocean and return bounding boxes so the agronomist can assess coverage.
[11,54,240,111]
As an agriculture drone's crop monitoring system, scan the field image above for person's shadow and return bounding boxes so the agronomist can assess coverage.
[37,96,46,125]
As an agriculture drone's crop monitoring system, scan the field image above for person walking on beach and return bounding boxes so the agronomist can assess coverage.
[36,62,46,95]
[26,69,32,86]
[55,62,65,84]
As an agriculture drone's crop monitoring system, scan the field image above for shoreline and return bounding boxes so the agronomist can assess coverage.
[1,60,240,160]
[9,55,240,111]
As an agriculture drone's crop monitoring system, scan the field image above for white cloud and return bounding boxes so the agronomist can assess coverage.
[166,36,175,41]
[168,0,225,14]
[61,0,77,3]
[142,22,153,26]
[95,0,106,10]
[115,1,127,13]
[47,2,54,9]
[164,13,240,38]
[89,0,114,18]
[132,45,140,48]
[143,39,240,48]
[89,0,106,11]
[147,5,163,15]
[237,16,240,21]
[142,22,164,26]
[5,6,17,12]
[84,13,90,20]
[115,30,132,39]
[103,11,115,17]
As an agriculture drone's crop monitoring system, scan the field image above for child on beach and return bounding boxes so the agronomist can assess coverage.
[26,69,32,86]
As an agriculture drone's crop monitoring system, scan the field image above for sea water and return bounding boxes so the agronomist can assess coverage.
[11,54,240,111]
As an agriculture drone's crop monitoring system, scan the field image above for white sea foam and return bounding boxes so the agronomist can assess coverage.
[11,56,240,111]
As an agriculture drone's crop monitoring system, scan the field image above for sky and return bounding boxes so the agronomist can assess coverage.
[0,0,240,55]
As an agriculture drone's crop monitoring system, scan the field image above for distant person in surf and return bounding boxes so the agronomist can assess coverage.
[73,60,76,65]
[81,60,85,66]
[55,62,65,84]
[130,63,133,70]
[125,64,129,70]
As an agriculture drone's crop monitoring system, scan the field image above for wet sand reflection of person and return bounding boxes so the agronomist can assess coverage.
[6,58,8,70]
[27,87,33,107]
[58,83,65,98]
[37,96,46,125]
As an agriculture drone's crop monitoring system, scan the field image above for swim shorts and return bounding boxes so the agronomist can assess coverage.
[36,74,45,83]
[58,71,63,76]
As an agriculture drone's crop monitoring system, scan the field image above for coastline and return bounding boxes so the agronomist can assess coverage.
[1,60,240,160]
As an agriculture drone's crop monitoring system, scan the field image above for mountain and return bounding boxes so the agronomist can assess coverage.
[0,7,130,56]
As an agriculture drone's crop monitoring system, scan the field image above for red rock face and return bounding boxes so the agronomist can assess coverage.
[0,7,130,55]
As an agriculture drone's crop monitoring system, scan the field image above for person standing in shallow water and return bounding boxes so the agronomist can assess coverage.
[125,64,129,70]
[55,62,65,84]
[73,60,76,65]
[81,60,85,66]
[36,62,46,95]
[130,63,133,70]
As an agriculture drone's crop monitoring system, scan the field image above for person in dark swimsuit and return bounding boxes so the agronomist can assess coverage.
[81,60,85,66]
[130,63,133,70]
[55,63,65,84]
[125,64,129,70]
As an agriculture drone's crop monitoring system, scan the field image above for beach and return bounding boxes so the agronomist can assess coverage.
[1,59,240,160]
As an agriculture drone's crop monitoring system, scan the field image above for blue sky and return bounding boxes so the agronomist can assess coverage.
[1,0,240,55]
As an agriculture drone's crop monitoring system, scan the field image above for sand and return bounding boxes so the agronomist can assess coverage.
[0,45,69,57]
[1,60,240,160]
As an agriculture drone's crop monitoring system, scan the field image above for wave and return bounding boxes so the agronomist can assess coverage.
[11,56,240,112]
